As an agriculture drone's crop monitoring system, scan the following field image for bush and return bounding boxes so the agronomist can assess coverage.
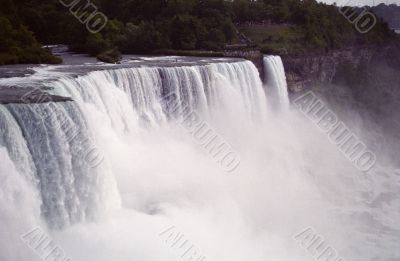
[96,49,121,64]
[0,53,18,65]
[86,34,110,56]
[0,17,62,65]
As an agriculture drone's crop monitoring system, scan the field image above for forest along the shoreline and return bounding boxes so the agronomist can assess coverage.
[0,0,398,65]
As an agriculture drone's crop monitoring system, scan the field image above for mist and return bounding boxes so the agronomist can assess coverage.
[1,57,398,261]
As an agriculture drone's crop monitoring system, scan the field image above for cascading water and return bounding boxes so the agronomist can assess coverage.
[263,55,290,109]
[0,57,399,261]
[0,101,120,229]
[50,61,268,128]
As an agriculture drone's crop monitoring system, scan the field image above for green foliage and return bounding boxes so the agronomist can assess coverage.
[170,15,199,50]
[86,34,110,56]
[239,0,397,54]
[0,0,397,64]
[0,16,61,65]
[127,22,165,52]
[96,48,121,63]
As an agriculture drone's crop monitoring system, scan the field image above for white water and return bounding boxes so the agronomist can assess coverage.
[264,56,290,109]
[0,59,399,261]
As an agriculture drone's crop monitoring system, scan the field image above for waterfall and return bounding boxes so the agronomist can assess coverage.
[49,61,268,131]
[0,101,120,229]
[0,60,267,229]
[263,55,290,109]
[1,58,398,261]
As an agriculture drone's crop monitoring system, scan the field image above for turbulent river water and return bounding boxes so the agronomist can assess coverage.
[0,54,399,261]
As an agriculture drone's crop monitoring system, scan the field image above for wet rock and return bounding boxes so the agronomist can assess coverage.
[0,87,72,104]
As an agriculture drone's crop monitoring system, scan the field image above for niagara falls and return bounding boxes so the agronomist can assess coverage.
[1,1,399,261]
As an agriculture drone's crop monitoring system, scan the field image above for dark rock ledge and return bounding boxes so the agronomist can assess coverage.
[0,87,72,104]
[281,44,400,92]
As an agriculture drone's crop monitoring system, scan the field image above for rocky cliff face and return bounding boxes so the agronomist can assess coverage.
[281,44,400,92]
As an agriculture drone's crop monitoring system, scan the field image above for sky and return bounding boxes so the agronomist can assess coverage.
[318,0,399,5]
